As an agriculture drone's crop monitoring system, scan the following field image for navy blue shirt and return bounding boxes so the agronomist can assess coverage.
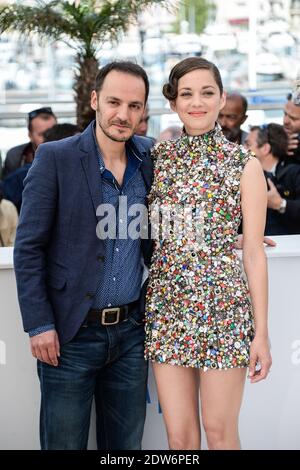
[91,126,147,309]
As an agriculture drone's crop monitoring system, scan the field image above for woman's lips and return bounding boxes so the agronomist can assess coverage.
[188,112,206,117]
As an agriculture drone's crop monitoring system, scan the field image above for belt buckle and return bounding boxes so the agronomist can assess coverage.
[101,307,120,325]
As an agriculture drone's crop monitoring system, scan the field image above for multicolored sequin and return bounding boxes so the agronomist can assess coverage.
[144,125,255,370]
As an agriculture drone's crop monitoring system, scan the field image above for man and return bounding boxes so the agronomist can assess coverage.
[283,93,300,164]
[135,104,150,136]
[245,123,300,235]
[43,123,80,142]
[2,123,80,212]
[135,103,156,144]
[218,92,248,145]
[2,107,57,178]
[14,61,154,450]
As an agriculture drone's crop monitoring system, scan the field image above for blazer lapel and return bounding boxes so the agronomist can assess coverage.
[130,138,154,194]
[79,123,103,216]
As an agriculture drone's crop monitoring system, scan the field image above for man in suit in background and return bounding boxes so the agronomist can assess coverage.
[218,92,248,145]
[283,92,300,164]
[14,61,153,450]
[2,107,57,178]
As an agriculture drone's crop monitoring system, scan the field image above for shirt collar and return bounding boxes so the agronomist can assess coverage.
[91,122,142,174]
[270,163,277,175]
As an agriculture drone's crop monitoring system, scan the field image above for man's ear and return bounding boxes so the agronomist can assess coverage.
[262,142,271,156]
[90,90,98,111]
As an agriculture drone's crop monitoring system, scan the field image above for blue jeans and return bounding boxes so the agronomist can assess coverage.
[37,308,148,450]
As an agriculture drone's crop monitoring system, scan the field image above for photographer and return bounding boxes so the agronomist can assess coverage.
[245,123,300,235]
[284,93,300,164]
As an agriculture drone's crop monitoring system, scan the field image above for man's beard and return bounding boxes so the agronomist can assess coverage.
[96,108,132,142]
[222,126,241,143]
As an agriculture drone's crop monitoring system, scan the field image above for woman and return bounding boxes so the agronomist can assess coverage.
[144,57,272,450]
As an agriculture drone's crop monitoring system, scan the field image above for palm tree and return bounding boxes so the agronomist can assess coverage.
[0,0,174,129]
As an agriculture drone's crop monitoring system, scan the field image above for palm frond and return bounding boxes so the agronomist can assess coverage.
[0,1,178,51]
[0,0,180,129]
[0,4,77,40]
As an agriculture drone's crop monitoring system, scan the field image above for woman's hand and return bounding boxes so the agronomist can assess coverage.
[248,336,272,383]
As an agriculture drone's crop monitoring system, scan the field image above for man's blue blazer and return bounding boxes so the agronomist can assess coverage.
[14,121,154,345]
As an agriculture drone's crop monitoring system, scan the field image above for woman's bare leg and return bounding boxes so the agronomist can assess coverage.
[200,368,247,450]
[152,362,201,450]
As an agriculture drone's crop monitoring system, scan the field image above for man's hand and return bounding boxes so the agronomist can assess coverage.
[287,133,299,156]
[267,178,282,210]
[30,330,60,366]
[235,234,276,249]
[262,236,276,247]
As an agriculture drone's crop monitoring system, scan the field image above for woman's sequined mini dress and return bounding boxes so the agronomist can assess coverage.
[145,126,255,370]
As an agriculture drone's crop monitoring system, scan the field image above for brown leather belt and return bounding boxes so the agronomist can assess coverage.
[86,300,139,326]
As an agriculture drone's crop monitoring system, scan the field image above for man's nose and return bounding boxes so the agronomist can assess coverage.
[218,114,227,127]
[117,105,130,122]
[283,114,290,126]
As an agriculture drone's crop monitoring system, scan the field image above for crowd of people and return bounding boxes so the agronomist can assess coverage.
[0,112,80,246]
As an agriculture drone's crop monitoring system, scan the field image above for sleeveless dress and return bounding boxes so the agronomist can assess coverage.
[144,125,255,370]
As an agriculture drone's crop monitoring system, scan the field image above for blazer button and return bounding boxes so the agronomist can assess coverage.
[85,292,94,300]
[97,255,105,262]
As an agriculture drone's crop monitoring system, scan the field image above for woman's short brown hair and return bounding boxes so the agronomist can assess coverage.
[163,57,223,101]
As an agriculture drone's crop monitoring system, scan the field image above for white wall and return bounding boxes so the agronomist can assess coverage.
[1,237,300,450]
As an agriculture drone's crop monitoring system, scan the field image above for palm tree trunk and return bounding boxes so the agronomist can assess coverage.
[73,54,99,130]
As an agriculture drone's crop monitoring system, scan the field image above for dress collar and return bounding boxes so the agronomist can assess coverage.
[177,122,226,154]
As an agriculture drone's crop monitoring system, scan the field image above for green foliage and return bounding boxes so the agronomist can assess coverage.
[0,0,177,128]
[174,0,212,34]
[0,0,174,57]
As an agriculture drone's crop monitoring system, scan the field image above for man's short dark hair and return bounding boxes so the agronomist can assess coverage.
[227,92,248,115]
[94,61,149,104]
[251,123,288,161]
[27,107,56,132]
[43,123,80,142]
